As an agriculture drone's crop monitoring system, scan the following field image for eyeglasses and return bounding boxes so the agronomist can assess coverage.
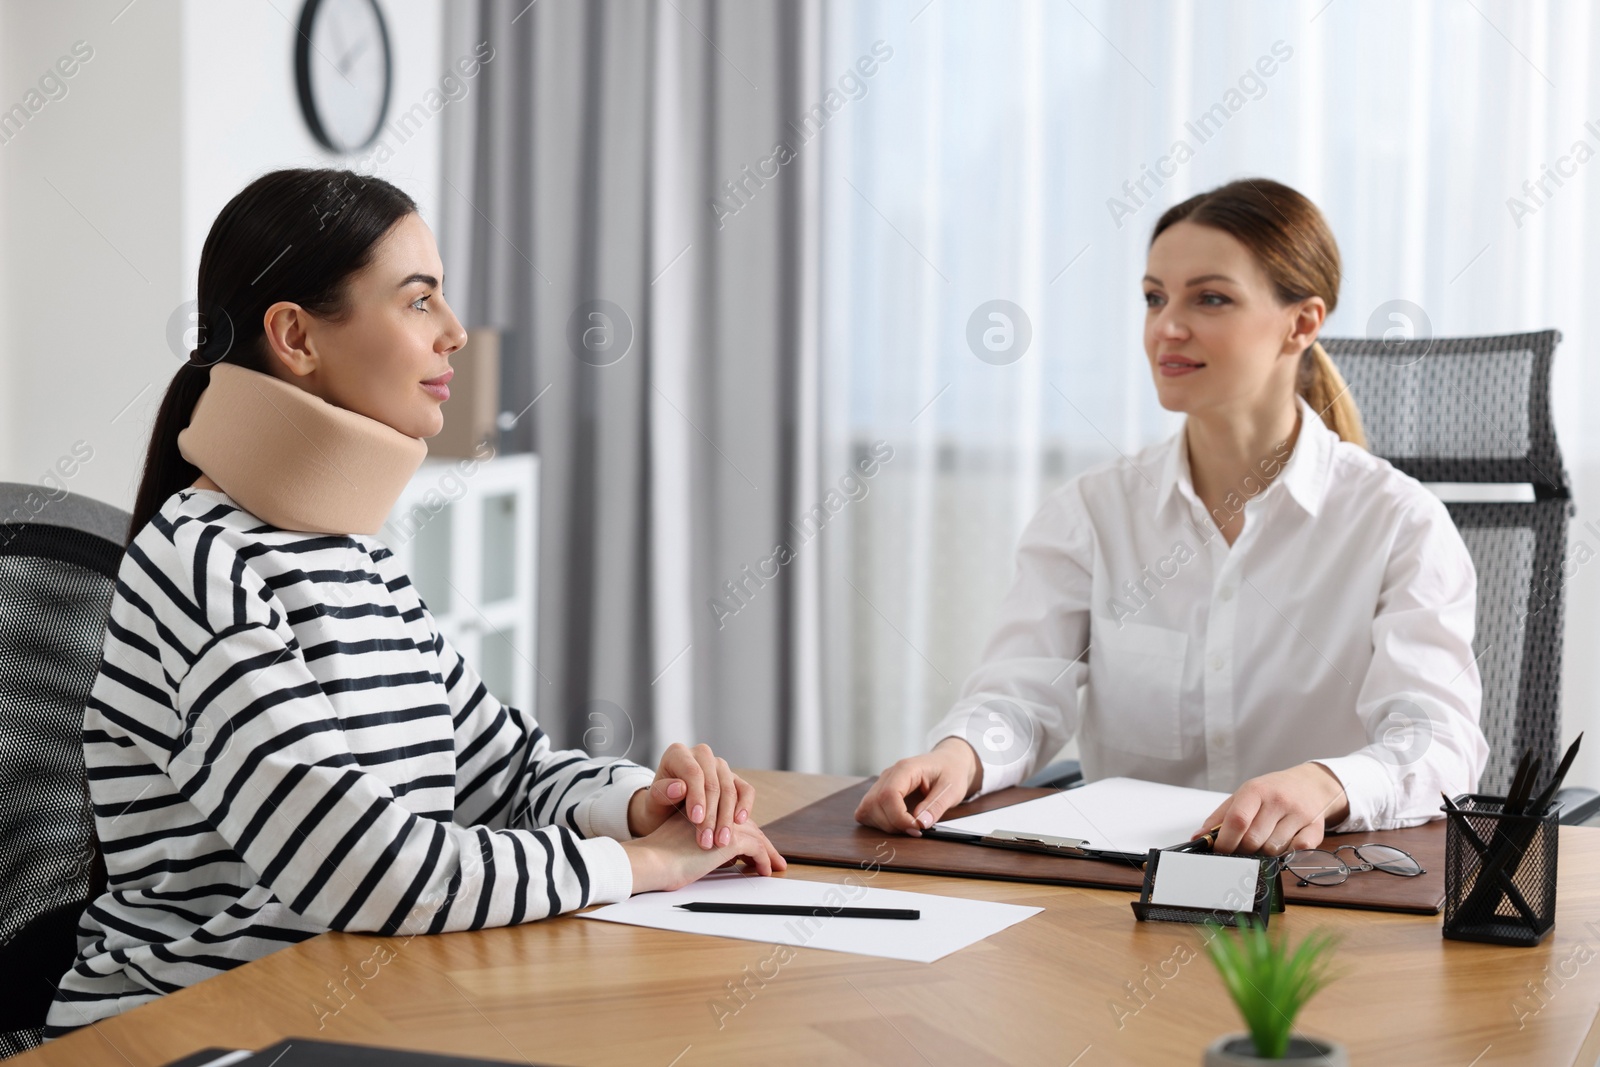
[1279,843,1425,887]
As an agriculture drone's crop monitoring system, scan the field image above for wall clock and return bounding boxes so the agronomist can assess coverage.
[294,0,393,153]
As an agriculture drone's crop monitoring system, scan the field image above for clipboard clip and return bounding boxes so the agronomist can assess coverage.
[921,825,1143,865]
[986,829,1091,853]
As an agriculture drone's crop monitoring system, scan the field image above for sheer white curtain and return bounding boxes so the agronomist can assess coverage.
[813,0,1600,782]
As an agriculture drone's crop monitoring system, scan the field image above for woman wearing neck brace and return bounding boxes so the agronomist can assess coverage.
[46,169,783,1035]
[856,178,1489,856]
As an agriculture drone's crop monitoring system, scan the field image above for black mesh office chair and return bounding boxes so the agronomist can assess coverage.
[0,484,128,1057]
[1025,329,1600,825]
[1327,328,1597,822]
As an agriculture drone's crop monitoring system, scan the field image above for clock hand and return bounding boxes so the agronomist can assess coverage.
[337,38,370,77]
[326,18,345,59]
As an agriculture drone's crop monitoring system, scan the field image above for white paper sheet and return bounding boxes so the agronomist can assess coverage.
[578,870,1041,963]
[934,776,1231,855]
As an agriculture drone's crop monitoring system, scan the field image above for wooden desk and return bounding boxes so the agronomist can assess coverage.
[19,771,1600,1067]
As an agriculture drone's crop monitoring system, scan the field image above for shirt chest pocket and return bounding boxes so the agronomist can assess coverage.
[1087,618,1188,760]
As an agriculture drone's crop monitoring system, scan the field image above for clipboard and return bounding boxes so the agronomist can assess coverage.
[928,776,1234,864]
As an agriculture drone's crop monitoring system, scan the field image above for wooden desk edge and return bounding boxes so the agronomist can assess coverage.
[17,770,1600,1067]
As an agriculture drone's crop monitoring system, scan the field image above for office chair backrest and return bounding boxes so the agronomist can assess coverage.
[0,483,129,1056]
[1324,329,1568,796]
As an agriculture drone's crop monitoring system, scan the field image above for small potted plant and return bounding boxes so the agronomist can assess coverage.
[1200,921,1346,1065]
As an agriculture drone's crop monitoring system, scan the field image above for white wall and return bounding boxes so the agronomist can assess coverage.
[0,0,184,513]
[0,0,444,513]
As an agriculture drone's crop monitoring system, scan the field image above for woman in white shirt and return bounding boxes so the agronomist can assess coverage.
[856,177,1488,857]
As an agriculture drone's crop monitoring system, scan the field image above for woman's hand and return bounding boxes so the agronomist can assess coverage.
[627,742,755,849]
[854,737,981,835]
[620,810,788,894]
[1197,762,1350,856]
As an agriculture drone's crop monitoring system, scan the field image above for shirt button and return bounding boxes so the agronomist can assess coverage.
[1210,654,1225,671]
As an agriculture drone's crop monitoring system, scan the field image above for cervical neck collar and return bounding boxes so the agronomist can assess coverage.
[177,362,428,535]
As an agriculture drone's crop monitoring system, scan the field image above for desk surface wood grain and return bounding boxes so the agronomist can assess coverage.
[17,770,1600,1067]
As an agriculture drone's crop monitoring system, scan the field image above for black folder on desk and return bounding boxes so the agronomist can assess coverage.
[763,777,1452,914]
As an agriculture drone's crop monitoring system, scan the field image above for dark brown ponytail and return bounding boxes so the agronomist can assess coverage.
[129,168,417,543]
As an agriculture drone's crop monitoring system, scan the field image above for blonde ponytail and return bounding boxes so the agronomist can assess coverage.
[1298,340,1367,449]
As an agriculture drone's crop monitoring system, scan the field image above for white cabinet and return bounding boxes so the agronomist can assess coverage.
[380,452,538,718]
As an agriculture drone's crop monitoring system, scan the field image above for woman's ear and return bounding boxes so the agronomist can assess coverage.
[1284,296,1327,357]
[261,302,318,378]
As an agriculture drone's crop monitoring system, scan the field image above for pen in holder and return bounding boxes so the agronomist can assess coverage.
[1442,793,1559,947]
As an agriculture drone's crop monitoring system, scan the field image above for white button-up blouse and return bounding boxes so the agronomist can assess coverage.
[930,394,1489,832]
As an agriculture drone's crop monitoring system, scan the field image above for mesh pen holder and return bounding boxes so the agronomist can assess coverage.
[1443,793,1558,947]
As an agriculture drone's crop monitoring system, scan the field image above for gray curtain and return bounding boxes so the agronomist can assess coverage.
[438,0,822,770]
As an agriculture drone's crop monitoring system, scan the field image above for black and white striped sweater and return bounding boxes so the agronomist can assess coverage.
[45,488,652,1035]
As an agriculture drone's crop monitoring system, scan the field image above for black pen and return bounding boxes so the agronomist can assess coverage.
[1170,824,1223,854]
[674,902,920,920]
[1529,732,1584,816]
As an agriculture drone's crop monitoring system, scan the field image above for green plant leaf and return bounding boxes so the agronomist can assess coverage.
[1202,920,1341,1058]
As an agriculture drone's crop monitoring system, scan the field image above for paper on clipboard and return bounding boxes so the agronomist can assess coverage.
[934,776,1232,855]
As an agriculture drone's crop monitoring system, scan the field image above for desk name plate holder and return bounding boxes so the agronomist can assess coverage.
[1131,848,1287,928]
